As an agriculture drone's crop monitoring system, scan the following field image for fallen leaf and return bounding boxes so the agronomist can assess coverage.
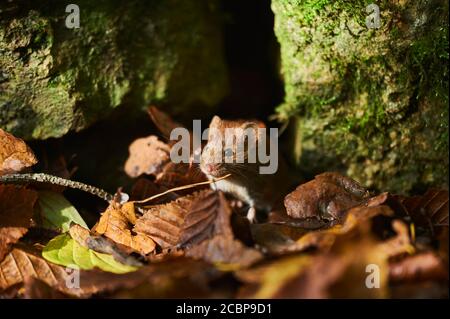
[0,243,76,295]
[92,202,156,255]
[238,217,413,299]
[389,252,448,283]
[124,135,171,178]
[135,190,262,268]
[130,177,174,202]
[0,243,146,297]
[254,194,393,255]
[42,233,138,274]
[23,277,72,299]
[284,172,370,223]
[388,189,449,227]
[148,106,185,142]
[156,162,207,191]
[185,235,262,270]
[0,129,37,175]
[0,185,38,262]
[250,223,308,255]
[110,257,226,298]
[37,191,88,232]
[134,189,221,249]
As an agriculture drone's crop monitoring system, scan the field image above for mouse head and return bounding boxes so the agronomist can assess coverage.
[200,116,265,178]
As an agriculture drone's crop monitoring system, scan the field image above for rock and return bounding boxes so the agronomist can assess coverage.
[0,0,228,139]
[272,0,448,193]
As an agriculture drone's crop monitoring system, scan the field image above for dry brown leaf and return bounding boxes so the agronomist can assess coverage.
[0,244,78,296]
[253,193,393,255]
[250,223,308,255]
[0,185,38,262]
[186,235,262,269]
[110,257,226,298]
[389,252,448,283]
[23,277,72,299]
[156,162,207,191]
[284,172,370,223]
[92,202,156,255]
[130,177,176,203]
[124,135,171,178]
[134,189,221,249]
[134,190,262,267]
[0,243,149,298]
[238,218,414,299]
[0,129,37,175]
[388,189,449,227]
[148,106,185,142]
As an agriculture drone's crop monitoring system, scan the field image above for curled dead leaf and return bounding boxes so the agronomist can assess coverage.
[124,135,171,178]
[284,172,370,223]
[254,194,393,255]
[92,202,156,255]
[0,129,37,175]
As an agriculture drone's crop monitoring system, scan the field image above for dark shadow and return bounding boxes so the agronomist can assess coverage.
[217,0,283,123]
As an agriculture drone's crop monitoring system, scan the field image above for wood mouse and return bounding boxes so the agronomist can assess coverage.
[200,116,294,223]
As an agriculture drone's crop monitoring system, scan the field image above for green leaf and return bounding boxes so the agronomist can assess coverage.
[72,240,94,269]
[38,191,88,232]
[42,234,138,274]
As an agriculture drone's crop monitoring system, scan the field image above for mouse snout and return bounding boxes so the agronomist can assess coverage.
[206,163,217,173]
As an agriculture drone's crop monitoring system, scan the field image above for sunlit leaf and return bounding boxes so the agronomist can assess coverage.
[38,191,88,232]
[42,234,137,274]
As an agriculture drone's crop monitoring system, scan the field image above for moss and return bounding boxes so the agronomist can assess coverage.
[0,0,228,139]
[272,0,449,193]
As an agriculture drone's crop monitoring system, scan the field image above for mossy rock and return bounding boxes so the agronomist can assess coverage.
[0,0,228,139]
[272,0,448,193]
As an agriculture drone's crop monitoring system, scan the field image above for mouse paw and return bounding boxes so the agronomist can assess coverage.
[246,207,257,224]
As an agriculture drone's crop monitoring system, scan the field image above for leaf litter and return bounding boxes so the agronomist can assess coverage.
[0,108,448,298]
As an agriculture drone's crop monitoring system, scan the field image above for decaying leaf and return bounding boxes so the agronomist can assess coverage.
[23,277,72,299]
[155,162,207,191]
[134,189,221,249]
[284,172,370,223]
[124,135,171,178]
[254,193,393,254]
[0,243,82,296]
[130,177,174,202]
[38,191,88,232]
[389,252,448,283]
[1,243,150,298]
[250,223,308,255]
[111,257,226,298]
[388,189,449,227]
[0,185,38,262]
[0,129,37,175]
[134,190,262,268]
[238,217,414,299]
[148,106,185,142]
[92,202,156,255]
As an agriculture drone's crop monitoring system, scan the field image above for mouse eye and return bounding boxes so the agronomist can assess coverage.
[224,148,233,157]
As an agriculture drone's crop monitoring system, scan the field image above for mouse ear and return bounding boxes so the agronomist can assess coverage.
[209,115,222,127]
[241,121,265,130]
